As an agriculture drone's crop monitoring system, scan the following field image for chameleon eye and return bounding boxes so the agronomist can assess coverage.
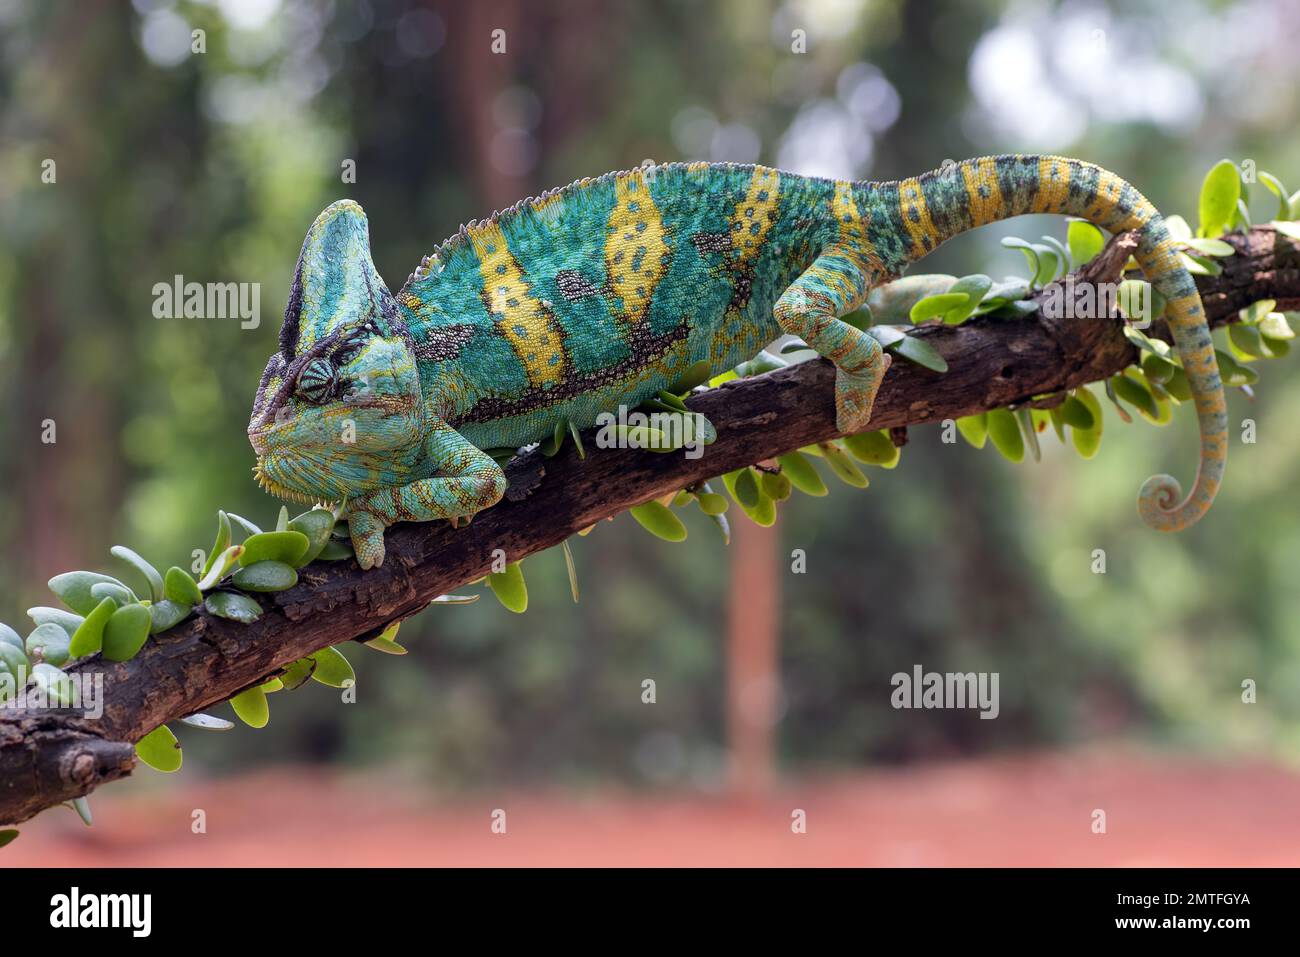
[295,357,337,404]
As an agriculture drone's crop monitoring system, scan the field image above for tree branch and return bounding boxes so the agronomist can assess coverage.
[3,226,1299,825]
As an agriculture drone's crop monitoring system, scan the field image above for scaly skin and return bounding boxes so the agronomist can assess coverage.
[249,156,1226,567]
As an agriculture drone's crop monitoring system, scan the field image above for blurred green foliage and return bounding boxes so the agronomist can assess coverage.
[1,0,1298,790]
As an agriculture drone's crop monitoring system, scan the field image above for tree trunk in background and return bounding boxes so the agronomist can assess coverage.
[727,516,781,795]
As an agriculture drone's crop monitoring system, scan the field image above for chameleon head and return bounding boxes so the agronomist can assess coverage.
[248,200,423,504]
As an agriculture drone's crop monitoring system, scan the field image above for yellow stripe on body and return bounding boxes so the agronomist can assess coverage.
[897,176,938,260]
[729,166,782,263]
[1031,156,1074,213]
[468,220,567,388]
[960,157,1005,227]
[605,171,669,333]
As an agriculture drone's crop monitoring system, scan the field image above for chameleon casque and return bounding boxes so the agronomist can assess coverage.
[248,154,1227,568]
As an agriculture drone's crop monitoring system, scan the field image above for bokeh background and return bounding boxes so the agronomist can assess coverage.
[3,0,1300,865]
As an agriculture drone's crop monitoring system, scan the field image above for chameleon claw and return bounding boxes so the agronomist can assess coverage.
[349,510,386,569]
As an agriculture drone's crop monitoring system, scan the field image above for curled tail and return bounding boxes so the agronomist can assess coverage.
[881,154,1227,531]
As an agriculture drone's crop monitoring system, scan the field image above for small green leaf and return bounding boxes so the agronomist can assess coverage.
[1198,159,1241,238]
[148,599,191,635]
[180,713,235,731]
[629,501,688,542]
[287,508,336,566]
[865,274,957,324]
[101,604,152,661]
[696,491,729,515]
[110,546,164,603]
[954,414,988,450]
[1259,312,1295,340]
[488,561,528,613]
[48,571,131,616]
[310,646,356,688]
[760,470,793,501]
[280,657,317,689]
[27,607,85,640]
[1071,387,1104,459]
[842,429,901,466]
[776,452,828,495]
[1228,322,1266,360]
[1259,171,1289,220]
[1240,299,1277,324]
[229,686,269,728]
[986,408,1024,463]
[1067,219,1105,265]
[204,590,263,623]
[1059,395,1095,429]
[560,539,580,604]
[90,581,135,606]
[567,421,586,459]
[668,359,713,394]
[226,513,264,538]
[202,511,232,578]
[1183,237,1235,257]
[1016,408,1041,463]
[196,545,245,591]
[0,829,17,848]
[0,623,23,653]
[238,531,310,568]
[69,597,117,658]
[819,442,869,488]
[135,725,183,772]
[1112,371,1160,420]
[728,467,762,507]
[364,622,408,656]
[71,796,93,826]
[26,622,71,667]
[316,538,354,561]
[164,567,203,606]
[232,560,299,592]
[909,292,970,324]
[887,333,949,372]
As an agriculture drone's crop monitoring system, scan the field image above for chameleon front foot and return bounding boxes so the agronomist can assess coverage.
[834,352,891,435]
[348,509,387,569]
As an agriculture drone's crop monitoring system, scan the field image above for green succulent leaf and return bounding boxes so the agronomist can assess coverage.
[310,646,356,688]
[90,581,135,607]
[69,596,117,658]
[71,796,93,827]
[204,590,263,624]
[488,561,528,613]
[629,501,688,542]
[226,513,264,538]
[1066,219,1105,265]
[819,442,869,488]
[101,603,152,661]
[48,571,131,616]
[279,656,317,689]
[238,531,310,568]
[135,724,183,772]
[196,545,245,591]
[887,333,949,372]
[26,622,71,667]
[164,567,203,606]
[180,713,235,731]
[1058,395,1095,430]
[229,686,269,728]
[776,452,828,495]
[25,608,85,641]
[986,408,1024,463]
[728,467,763,507]
[1198,159,1241,238]
[843,429,901,466]
[364,622,408,656]
[953,414,988,450]
[0,623,23,653]
[865,274,957,324]
[202,510,233,579]
[0,829,17,848]
[110,546,164,603]
[287,508,336,566]
[232,560,298,593]
[148,599,192,635]
[316,538,354,561]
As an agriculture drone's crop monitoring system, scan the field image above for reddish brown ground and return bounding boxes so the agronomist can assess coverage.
[7,748,1299,867]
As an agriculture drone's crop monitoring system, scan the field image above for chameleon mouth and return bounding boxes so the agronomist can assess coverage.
[252,460,326,506]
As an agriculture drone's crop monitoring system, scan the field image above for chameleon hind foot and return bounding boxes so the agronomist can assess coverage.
[834,351,890,435]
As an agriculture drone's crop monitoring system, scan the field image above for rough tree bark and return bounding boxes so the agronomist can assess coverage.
[2,226,1298,825]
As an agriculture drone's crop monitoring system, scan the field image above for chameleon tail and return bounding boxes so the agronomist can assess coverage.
[885,154,1227,532]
